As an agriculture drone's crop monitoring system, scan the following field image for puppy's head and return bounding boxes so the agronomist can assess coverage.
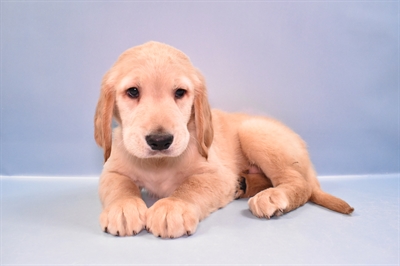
[94,41,213,162]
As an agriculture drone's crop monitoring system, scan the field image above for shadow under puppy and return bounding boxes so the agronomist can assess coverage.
[94,41,354,239]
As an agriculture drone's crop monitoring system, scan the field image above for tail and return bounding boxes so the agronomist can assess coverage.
[310,189,354,214]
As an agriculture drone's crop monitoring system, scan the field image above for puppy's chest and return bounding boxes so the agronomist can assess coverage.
[132,166,187,198]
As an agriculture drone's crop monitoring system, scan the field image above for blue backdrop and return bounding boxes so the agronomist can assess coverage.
[1,1,398,176]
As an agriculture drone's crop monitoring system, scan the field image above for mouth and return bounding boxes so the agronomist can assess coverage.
[147,149,173,158]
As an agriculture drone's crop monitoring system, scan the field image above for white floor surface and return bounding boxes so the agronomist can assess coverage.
[1,174,399,265]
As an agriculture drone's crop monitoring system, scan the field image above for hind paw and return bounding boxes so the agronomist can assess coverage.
[248,188,288,218]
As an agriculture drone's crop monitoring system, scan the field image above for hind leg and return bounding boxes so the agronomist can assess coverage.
[235,173,273,199]
[238,117,314,218]
[248,169,312,218]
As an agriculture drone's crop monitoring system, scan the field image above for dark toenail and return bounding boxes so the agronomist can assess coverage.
[239,176,247,192]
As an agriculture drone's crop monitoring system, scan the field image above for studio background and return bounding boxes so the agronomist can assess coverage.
[1,1,398,177]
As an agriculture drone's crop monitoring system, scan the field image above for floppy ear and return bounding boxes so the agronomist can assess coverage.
[94,72,115,162]
[193,70,214,159]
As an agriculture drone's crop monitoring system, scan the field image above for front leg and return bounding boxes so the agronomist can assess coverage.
[146,173,236,238]
[99,171,147,236]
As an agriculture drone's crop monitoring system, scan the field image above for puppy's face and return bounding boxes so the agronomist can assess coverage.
[115,65,195,158]
[95,42,213,161]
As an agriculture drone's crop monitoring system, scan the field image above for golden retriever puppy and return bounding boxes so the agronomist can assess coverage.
[94,41,354,238]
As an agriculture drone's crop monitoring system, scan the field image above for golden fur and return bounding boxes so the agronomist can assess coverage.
[94,41,354,238]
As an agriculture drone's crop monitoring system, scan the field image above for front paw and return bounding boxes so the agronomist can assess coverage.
[100,198,147,236]
[146,198,199,239]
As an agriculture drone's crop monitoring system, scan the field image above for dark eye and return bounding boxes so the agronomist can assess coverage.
[175,88,186,99]
[126,87,139,99]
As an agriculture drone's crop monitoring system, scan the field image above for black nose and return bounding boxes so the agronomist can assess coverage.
[145,134,174,151]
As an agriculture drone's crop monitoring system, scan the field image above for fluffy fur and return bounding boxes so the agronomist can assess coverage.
[94,41,354,238]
